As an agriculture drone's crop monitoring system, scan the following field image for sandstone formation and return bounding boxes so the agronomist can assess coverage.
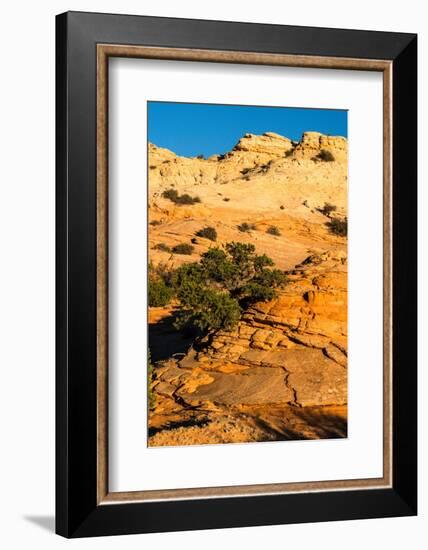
[148,131,348,446]
[148,131,347,271]
[149,251,347,446]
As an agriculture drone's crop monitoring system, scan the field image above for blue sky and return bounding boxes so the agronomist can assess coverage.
[148,101,347,158]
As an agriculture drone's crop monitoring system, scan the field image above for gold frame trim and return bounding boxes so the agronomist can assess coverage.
[96,44,393,505]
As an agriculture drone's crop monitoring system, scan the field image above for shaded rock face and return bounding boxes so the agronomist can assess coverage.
[150,251,347,423]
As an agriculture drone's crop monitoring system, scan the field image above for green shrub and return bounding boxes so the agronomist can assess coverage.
[237,222,256,232]
[223,197,230,202]
[172,241,287,332]
[240,282,276,302]
[253,253,274,271]
[315,149,335,162]
[174,288,241,332]
[148,279,175,307]
[225,242,256,274]
[162,188,201,205]
[280,205,285,210]
[320,202,337,216]
[174,262,206,288]
[177,193,201,205]
[162,188,179,201]
[253,268,287,287]
[267,225,281,236]
[196,154,205,160]
[172,243,195,255]
[153,242,171,253]
[148,261,176,287]
[195,226,217,241]
[259,161,273,173]
[326,217,347,237]
[241,167,252,175]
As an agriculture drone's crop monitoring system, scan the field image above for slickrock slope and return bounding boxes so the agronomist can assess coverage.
[148,131,347,270]
[148,131,348,446]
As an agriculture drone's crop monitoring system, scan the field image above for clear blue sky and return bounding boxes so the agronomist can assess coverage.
[148,101,347,158]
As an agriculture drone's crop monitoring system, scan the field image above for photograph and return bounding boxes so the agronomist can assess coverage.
[147,101,349,447]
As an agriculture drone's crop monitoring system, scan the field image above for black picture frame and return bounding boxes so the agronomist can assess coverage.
[56,11,417,538]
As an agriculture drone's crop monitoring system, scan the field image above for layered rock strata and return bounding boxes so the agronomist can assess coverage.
[149,251,347,444]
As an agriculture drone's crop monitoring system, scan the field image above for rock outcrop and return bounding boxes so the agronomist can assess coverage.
[293,132,347,162]
[148,130,347,193]
[148,131,347,271]
[232,131,293,156]
[149,251,347,444]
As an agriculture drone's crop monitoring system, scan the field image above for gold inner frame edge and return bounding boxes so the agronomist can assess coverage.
[96,44,393,504]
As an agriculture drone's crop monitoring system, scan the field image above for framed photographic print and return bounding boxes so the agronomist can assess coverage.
[56,11,417,538]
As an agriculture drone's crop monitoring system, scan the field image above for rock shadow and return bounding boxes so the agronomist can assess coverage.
[250,407,347,441]
[149,313,196,362]
[148,416,210,437]
[293,409,347,439]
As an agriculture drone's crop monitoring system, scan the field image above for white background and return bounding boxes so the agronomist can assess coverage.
[110,59,383,492]
[0,1,425,548]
